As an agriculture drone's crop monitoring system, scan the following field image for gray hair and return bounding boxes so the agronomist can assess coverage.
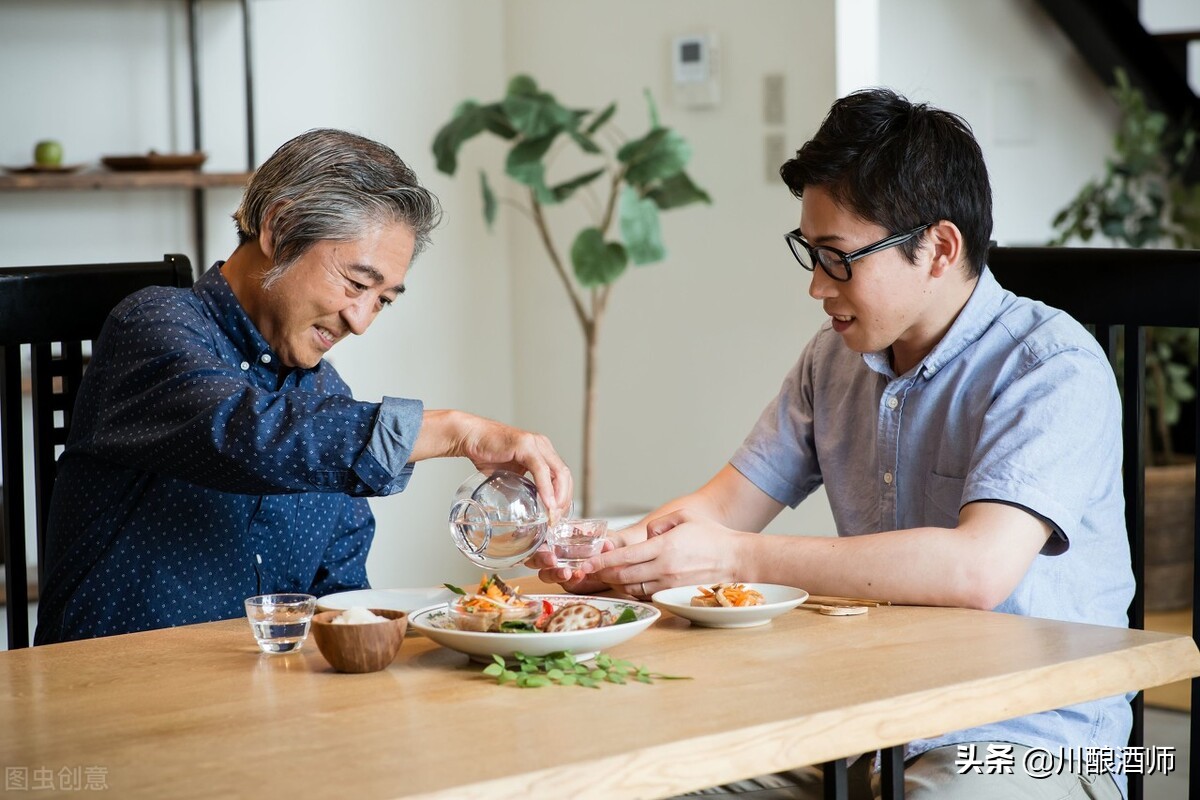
[232,128,442,287]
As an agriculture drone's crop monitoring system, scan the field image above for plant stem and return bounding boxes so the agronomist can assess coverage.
[583,297,600,517]
[529,191,589,330]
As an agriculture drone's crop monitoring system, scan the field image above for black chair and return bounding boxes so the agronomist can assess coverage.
[0,254,194,650]
[989,246,1200,800]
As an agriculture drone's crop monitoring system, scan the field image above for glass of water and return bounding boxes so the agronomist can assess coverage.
[244,593,317,654]
[549,518,608,567]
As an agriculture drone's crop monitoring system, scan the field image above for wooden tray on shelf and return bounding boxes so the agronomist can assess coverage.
[101,152,207,171]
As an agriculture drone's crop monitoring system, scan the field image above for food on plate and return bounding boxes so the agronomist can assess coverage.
[443,573,640,633]
[443,573,543,632]
[691,583,766,608]
[543,603,603,632]
[331,607,388,624]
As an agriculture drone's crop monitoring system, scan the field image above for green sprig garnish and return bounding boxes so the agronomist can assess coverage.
[480,650,690,688]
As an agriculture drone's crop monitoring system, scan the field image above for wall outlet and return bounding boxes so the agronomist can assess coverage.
[763,73,785,125]
[765,132,788,183]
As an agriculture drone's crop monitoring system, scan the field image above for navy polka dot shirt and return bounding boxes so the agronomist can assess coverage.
[35,264,423,644]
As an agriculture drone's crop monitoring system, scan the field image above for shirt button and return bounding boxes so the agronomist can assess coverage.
[260,353,272,364]
[883,471,894,484]
[886,397,899,409]
[239,361,250,371]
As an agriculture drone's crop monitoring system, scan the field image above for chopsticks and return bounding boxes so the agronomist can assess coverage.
[804,594,890,608]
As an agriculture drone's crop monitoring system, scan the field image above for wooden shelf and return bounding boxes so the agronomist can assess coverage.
[0,170,252,192]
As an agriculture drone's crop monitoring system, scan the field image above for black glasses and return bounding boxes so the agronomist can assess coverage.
[784,223,933,282]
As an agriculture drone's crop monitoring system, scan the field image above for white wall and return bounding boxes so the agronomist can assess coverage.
[502,0,840,537]
[0,0,516,589]
[1,0,1137,594]
[871,0,1118,248]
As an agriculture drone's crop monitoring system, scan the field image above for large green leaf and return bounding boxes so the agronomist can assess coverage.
[481,103,519,140]
[619,186,665,265]
[505,133,557,201]
[502,91,579,139]
[507,74,539,96]
[568,128,601,154]
[552,168,606,202]
[571,228,628,287]
[618,128,691,187]
[480,171,497,229]
[585,102,617,135]
[643,89,660,128]
[431,100,488,175]
[647,171,712,209]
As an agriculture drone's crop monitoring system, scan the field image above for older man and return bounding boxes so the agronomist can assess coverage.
[37,128,571,643]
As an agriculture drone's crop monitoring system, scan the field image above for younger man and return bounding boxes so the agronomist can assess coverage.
[542,90,1131,799]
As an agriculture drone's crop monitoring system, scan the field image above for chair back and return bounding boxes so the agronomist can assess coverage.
[0,254,194,649]
[988,245,1200,800]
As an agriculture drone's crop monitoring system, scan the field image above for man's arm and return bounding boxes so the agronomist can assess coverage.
[581,465,1051,608]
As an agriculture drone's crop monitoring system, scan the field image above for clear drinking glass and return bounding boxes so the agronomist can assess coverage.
[244,593,317,654]
[549,518,608,567]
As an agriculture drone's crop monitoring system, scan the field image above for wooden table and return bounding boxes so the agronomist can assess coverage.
[2,591,1197,800]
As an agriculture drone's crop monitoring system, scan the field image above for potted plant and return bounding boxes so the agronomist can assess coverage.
[431,75,711,516]
[1050,68,1200,610]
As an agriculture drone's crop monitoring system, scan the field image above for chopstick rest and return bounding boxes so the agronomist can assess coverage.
[799,603,869,616]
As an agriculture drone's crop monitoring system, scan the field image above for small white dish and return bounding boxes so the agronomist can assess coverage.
[316,587,456,614]
[408,594,659,662]
[651,584,809,628]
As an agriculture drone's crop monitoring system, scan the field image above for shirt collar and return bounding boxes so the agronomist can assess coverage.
[915,266,1005,379]
[861,266,1005,380]
[193,262,279,367]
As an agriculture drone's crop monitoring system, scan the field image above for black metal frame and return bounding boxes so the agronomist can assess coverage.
[817,246,1199,799]
[0,255,194,650]
[989,245,1200,800]
[185,0,256,268]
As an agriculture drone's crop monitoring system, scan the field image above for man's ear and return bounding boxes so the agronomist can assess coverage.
[258,202,286,260]
[926,220,964,278]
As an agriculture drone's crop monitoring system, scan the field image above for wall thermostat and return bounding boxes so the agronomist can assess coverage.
[672,33,720,109]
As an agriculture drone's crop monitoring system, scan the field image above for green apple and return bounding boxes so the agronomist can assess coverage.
[33,139,63,167]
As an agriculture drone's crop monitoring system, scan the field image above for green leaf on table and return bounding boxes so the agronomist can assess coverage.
[571,228,628,287]
[619,186,666,265]
[477,649,691,689]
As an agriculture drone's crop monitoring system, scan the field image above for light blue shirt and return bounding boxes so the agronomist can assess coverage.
[731,267,1133,793]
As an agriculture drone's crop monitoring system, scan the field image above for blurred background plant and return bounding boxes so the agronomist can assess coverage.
[1051,68,1200,463]
[432,75,710,515]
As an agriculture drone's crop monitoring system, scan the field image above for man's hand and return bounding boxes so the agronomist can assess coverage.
[528,524,646,593]
[412,409,573,520]
[577,509,747,598]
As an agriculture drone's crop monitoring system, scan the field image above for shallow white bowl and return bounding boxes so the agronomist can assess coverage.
[651,584,809,628]
[408,594,659,662]
[316,587,456,614]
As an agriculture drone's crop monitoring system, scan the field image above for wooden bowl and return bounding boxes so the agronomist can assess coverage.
[311,609,408,673]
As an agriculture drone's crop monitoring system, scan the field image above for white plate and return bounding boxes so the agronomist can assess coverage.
[316,587,456,614]
[651,584,809,628]
[408,594,660,662]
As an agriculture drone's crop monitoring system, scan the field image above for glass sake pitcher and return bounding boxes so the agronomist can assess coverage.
[448,470,549,569]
